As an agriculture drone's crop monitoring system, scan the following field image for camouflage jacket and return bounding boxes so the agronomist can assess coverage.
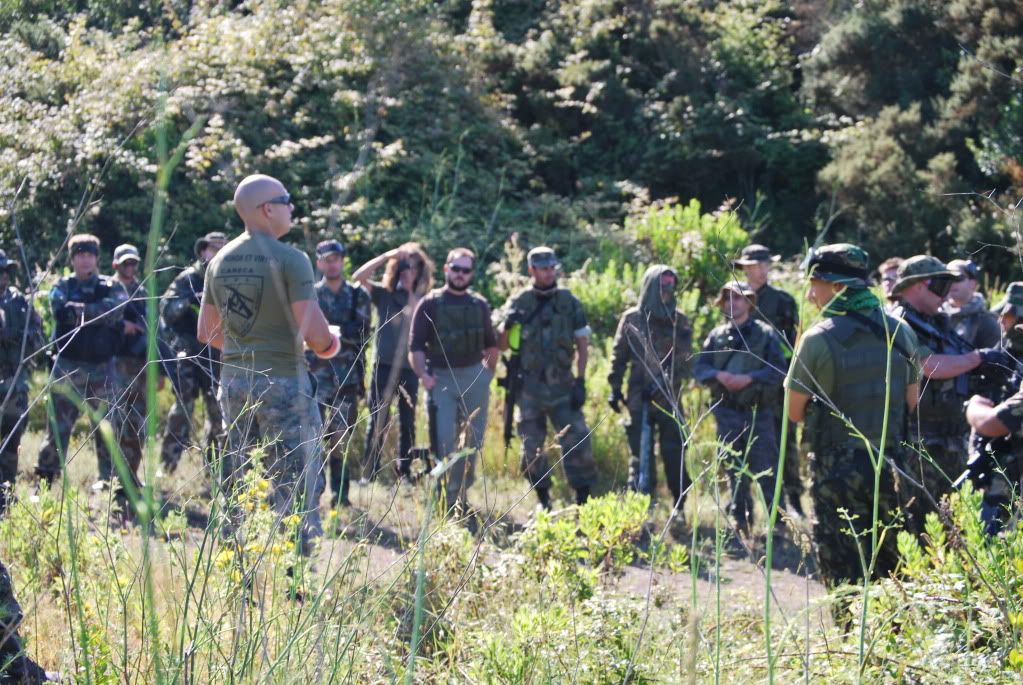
[0,285,43,393]
[114,276,152,360]
[160,260,206,356]
[693,317,784,409]
[306,279,371,395]
[608,265,693,401]
[753,282,797,356]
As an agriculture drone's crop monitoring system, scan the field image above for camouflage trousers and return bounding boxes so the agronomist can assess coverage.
[160,356,223,473]
[431,363,492,508]
[625,395,690,506]
[0,391,28,511]
[316,385,359,506]
[218,372,325,553]
[901,436,968,534]
[36,358,120,485]
[712,405,778,531]
[809,447,902,589]
[517,385,597,491]
[110,357,148,486]
[1,560,48,683]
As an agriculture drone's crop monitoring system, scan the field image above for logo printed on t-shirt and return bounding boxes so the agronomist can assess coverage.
[217,275,263,336]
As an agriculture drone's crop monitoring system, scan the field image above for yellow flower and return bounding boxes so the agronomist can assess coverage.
[231,569,242,584]
[214,548,235,569]
[283,514,301,527]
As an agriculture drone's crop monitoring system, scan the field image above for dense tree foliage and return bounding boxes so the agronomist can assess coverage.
[0,0,1020,288]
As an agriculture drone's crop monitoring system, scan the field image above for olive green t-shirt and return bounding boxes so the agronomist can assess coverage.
[205,231,316,378]
[785,310,920,399]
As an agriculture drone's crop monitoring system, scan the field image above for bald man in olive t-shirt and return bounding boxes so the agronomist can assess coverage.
[200,174,342,553]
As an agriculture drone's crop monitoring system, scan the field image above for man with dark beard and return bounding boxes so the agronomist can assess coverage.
[497,247,597,509]
[409,248,498,512]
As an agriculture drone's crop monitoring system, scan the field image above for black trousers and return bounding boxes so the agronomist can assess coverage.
[363,363,419,478]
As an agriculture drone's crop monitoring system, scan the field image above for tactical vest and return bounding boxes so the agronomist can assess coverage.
[516,289,576,377]
[808,314,910,453]
[117,279,149,359]
[0,288,31,380]
[53,276,119,364]
[431,294,486,362]
[166,264,204,338]
[897,305,971,438]
[708,320,775,408]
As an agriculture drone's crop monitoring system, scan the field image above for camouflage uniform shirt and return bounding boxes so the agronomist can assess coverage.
[306,279,371,399]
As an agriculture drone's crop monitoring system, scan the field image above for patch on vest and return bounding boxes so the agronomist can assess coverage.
[217,275,263,336]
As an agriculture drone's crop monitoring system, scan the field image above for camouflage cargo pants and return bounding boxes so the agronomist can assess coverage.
[160,356,223,473]
[712,405,778,531]
[218,372,325,553]
[316,384,359,506]
[110,357,147,486]
[809,447,901,588]
[517,386,597,491]
[36,358,120,485]
[625,395,690,506]
[901,436,967,534]
[0,392,28,511]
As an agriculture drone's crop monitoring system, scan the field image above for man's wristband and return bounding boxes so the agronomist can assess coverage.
[315,334,341,360]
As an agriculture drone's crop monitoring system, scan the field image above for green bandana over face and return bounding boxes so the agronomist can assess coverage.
[821,287,881,317]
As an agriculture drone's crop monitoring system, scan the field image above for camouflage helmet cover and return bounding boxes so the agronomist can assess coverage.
[803,243,872,288]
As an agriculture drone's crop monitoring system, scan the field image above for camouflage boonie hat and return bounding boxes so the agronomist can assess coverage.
[733,244,778,266]
[994,282,1023,317]
[947,258,979,281]
[527,246,559,268]
[194,231,228,257]
[803,243,872,287]
[891,255,954,294]
[715,281,757,305]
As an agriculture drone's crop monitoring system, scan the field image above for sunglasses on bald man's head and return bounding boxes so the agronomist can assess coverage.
[262,194,291,207]
[449,264,474,275]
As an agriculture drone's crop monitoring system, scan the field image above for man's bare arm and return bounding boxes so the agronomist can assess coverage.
[788,389,811,423]
[905,382,919,413]
[967,395,1010,438]
[575,335,589,378]
[921,351,980,380]
[197,300,224,350]
[291,299,333,353]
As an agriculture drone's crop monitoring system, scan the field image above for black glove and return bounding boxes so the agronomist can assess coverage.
[608,388,624,413]
[570,377,587,410]
[977,348,1014,369]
